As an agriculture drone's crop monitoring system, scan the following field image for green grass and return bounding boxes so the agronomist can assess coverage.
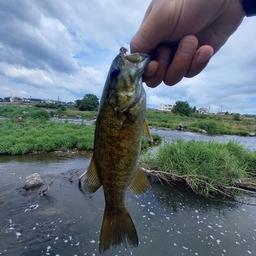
[0,119,95,154]
[0,118,161,155]
[146,111,256,135]
[0,105,50,120]
[140,140,256,197]
[65,109,97,120]
[2,106,255,136]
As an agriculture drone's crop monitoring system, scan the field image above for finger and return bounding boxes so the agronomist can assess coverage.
[164,36,198,86]
[143,60,158,77]
[185,45,214,77]
[144,46,171,88]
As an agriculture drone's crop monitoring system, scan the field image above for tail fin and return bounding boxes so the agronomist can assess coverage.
[99,208,138,253]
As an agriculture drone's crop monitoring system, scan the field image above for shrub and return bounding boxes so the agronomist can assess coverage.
[189,121,229,135]
[140,140,256,197]
[233,113,241,121]
[29,108,49,120]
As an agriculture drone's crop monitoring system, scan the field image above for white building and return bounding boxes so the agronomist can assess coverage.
[197,107,209,114]
[160,103,173,111]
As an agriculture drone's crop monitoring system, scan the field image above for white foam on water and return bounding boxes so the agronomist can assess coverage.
[15,232,21,238]
[24,204,39,213]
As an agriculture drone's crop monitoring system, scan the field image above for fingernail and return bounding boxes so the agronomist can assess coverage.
[180,40,196,56]
[197,51,213,63]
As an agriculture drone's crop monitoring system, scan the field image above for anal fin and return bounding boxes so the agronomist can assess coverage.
[84,155,101,193]
[129,167,150,194]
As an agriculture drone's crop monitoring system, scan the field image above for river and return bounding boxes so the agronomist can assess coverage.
[0,130,256,256]
[151,128,256,151]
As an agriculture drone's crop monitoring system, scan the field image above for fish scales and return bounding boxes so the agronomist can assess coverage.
[79,47,152,253]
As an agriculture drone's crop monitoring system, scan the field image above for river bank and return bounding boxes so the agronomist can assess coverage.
[1,105,256,136]
[1,107,256,198]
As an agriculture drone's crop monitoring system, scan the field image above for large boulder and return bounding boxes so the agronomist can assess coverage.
[24,173,44,190]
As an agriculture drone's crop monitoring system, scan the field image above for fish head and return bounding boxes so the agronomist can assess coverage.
[106,47,151,113]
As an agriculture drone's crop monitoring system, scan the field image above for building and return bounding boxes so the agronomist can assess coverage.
[216,112,226,115]
[197,107,209,114]
[160,103,173,111]
[12,97,23,102]
[4,97,12,102]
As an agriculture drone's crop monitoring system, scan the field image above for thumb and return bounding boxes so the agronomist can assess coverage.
[130,6,166,53]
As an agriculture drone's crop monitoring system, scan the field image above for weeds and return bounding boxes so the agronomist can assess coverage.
[146,111,256,135]
[140,140,256,197]
[0,119,95,154]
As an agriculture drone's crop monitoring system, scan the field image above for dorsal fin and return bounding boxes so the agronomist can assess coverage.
[142,120,153,142]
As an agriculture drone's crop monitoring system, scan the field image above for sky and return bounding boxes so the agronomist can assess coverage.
[0,0,255,114]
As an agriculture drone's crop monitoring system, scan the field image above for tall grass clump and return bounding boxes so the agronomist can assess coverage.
[0,105,49,120]
[140,140,256,197]
[188,121,230,135]
[0,119,95,155]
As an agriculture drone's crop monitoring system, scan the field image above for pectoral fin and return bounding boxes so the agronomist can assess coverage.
[129,167,150,194]
[84,155,101,193]
[142,120,153,142]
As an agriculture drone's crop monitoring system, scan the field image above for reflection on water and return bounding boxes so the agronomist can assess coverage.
[0,153,256,256]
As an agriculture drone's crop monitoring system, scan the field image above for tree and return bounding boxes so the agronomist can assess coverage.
[172,101,195,116]
[76,94,99,111]
[75,99,82,108]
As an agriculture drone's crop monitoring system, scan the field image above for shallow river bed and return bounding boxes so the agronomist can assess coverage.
[0,153,255,256]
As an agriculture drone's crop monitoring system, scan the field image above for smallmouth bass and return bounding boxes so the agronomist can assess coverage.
[79,47,152,253]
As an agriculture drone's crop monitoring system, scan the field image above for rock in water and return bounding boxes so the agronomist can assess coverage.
[24,173,43,190]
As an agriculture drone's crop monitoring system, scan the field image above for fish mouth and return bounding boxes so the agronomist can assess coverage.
[120,47,151,73]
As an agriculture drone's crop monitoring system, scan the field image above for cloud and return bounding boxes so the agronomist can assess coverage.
[1,64,54,86]
[0,0,255,114]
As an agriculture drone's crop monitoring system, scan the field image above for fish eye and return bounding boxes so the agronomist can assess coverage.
[110,67,120,78]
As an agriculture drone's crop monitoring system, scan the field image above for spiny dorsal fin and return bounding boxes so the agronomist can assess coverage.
[129,167,150,194]
[84,155,101,193]
[142,120,153,142]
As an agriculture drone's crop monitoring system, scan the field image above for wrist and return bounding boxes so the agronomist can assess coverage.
[242,0,256,16]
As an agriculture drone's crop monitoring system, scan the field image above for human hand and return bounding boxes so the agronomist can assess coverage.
[130,0,245,87]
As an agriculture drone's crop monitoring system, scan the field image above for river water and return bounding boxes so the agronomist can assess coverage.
[0,131,256,256]
[151,128,256,152]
